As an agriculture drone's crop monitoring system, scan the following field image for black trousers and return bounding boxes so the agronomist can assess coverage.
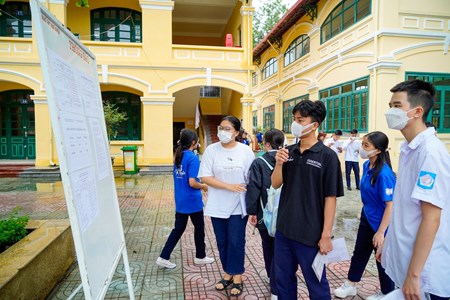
[348,210,394,294]
[160,210,206,260]
[345,161,360,188]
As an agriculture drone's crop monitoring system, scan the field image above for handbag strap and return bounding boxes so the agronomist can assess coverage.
[258,155,274,213]
[258,156,274,171]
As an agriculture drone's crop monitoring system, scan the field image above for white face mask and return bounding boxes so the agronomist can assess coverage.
[359,148,378,159]
[291,121,315,138]
[385,107,416,130]
[217,130,234,144]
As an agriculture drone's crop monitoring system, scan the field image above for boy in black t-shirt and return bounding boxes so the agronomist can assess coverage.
[272,100,344,299]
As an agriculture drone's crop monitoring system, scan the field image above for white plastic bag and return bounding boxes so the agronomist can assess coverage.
[262,185,281,237]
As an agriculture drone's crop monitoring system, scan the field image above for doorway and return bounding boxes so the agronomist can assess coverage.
[172,122,185,151]
[0,90,35,159]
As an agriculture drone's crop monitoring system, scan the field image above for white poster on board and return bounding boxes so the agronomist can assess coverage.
[89,117,110,180]
[59,111,92,172]
[71,167,99,232]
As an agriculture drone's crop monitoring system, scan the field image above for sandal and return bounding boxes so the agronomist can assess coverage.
[230,282,244,297]
[215,277,233,291]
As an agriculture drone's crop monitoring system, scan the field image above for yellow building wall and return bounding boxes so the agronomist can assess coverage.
[228,91,243,120]
[223,3,243,47]
[200,98,222,115]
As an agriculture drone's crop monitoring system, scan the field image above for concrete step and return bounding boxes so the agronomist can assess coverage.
[139,165,172,175]
[0,164,35,177]
[18,166,61,179]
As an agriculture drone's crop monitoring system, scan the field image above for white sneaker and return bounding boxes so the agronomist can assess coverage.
[334,280,357,298]
[194,256,215,264]
[366,292,385,300]
[156,257,176,269]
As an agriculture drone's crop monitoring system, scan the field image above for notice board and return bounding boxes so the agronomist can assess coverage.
[30,1,133,299]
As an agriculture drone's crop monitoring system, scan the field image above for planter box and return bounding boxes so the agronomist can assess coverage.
[0,220,74,299]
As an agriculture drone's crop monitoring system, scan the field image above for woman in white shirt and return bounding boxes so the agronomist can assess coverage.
[199,116,255,297]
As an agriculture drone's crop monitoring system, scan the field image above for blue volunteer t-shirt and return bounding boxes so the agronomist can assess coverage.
[173,150,203,214]
[360,160,396,231]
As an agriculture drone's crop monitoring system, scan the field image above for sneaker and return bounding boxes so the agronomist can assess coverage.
[356,187,360,190]
[366,292,385,300]
[347,186,352,191]
[156,257,176,269]
[271,294,278,300]
[194,256,215,264]
[334,281,357,298]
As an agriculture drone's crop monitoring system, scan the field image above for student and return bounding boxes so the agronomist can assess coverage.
[241,130,252,146]
[378,80,450,300]
[272,100,344,300]
[246,129,285,299]
[324,129,343,155]
[156,129,213,269]
[342,129,362,191]
[199,116,255,297]
[334,131,395,300]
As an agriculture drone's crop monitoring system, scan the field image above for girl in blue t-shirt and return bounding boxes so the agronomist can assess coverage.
[334,131,395,300]
[156,129,213,269]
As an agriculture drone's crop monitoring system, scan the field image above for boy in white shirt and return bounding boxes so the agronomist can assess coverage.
[324,129,343,155]
[378,80,450,300]
[342,129,361,191]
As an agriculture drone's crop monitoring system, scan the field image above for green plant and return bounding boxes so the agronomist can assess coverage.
[103,101,128,140]
[75,0,89,7]
[0,207,29,253]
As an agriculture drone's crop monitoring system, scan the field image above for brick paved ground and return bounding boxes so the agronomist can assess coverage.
[0,175,381,299]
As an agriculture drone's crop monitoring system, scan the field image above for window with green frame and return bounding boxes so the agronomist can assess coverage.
[252,110,258,130]
[320,77,368,132]
[262,58,278,80]
[284,35,310,66]
[91,8,142,43]
[406,73,450,132]
[0,2,32,38]
[263,105,275,130]
[282,94,309,133]
[102,92,141,140]
[321,0,371,44]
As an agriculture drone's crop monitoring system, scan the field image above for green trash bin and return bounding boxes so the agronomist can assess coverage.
[121,146,138,174]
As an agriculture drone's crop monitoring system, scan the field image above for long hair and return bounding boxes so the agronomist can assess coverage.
[174,129,198,167]
[364,131,392,185]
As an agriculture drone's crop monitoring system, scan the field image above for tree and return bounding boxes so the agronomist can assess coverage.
[103,101,128,140]
[253,0,288,48]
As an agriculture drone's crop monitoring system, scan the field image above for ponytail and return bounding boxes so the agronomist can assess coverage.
[174,129,198,167]
[364,131,392,186]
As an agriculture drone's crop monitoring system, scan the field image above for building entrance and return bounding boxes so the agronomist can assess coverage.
[0,90,35,159]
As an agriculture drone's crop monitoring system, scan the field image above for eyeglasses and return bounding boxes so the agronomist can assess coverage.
[218,126,234,132]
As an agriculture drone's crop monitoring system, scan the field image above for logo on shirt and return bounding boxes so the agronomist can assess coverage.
[417,171,436,190]
[385,188,393,196]
[306,159,322,169]
[175,166,185,178]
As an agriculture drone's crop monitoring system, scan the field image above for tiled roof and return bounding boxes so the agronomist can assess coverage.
[253,0,320,59]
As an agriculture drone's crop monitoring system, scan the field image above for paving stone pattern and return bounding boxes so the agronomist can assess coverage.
[0,175,381,299]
